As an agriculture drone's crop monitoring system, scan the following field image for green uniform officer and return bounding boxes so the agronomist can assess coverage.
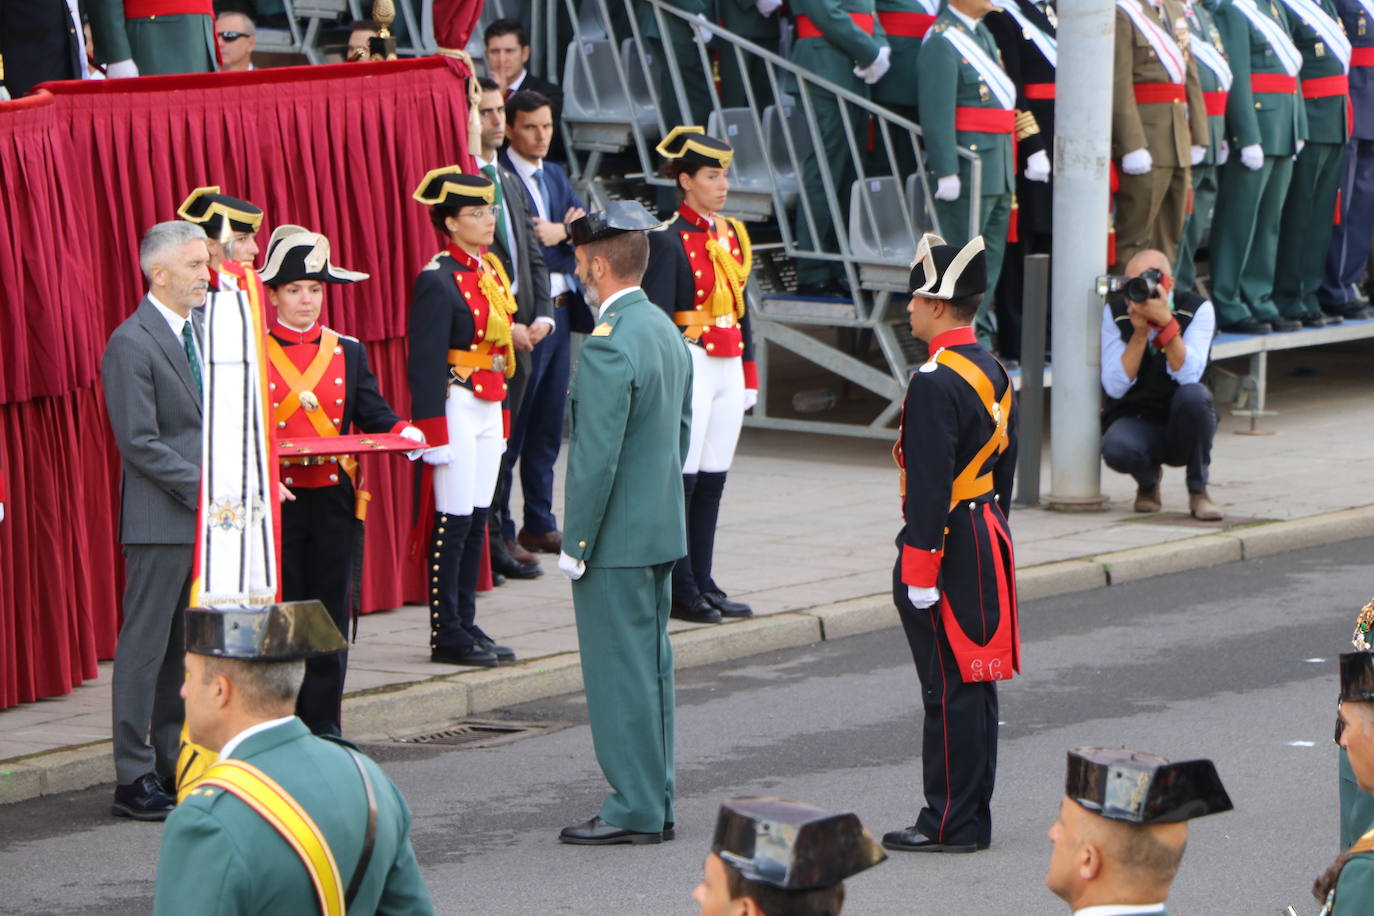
[918,0,1020,349]
[1112,0,1210,273]
[87,0,216,77]
[153,601,434,915]
[1272,0,1349,326]
[1208,0,1308,333]
[791,0,890,292]
[1175,0,1233,292]
[556,202,694,846]
[1315,652,1374,914]
[639,1,715,129]
[719,0,785,109]
[872,0,938,177]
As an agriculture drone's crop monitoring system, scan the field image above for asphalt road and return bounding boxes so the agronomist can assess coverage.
[2,537,1368,915]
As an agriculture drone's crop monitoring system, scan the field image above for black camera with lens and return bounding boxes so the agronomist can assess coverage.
[1096,267,1164,303]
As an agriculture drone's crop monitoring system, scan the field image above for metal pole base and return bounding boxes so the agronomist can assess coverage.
[1231,409,1278,436]
[1045,493,1111,512]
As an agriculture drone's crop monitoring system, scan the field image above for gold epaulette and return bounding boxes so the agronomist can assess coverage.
[1015,110,1041,141]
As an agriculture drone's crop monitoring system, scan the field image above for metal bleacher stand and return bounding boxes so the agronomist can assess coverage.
[256,0,432,62]
[533,0,983,438]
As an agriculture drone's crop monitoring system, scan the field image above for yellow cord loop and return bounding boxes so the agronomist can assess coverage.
[478,253,518,377]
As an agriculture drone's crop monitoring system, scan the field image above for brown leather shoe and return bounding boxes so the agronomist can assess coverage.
[517,528,563,554]
[1189,490,1223,521]
[1133,484,1162,513]
[506,538,540,566]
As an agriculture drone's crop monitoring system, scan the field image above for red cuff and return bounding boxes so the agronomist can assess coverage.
[413,415,449,448]
[742,360,759,390]
[387,420,409,435]
[901,543,943,587]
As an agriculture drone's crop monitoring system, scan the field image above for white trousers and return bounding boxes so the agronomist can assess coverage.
[683,345,745,474]
[433,387,505,515]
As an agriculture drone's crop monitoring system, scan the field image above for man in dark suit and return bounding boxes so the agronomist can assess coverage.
[101,220,212,819]
[475,76,552,581]
[500,89,590,558]
[0,0,84,98]
[484,17,565,164]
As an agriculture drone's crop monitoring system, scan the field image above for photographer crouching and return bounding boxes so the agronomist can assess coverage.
[1099,250,1222,521]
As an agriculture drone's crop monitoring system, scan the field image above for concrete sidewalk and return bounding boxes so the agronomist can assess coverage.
[3,341,1372,803]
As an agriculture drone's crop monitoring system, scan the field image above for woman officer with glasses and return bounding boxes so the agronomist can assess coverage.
[408,169,518,669]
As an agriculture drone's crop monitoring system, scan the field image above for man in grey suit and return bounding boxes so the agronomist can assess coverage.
[474,75,554,581]
[101,221,211,819]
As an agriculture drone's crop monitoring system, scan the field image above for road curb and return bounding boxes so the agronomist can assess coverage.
[5,503,1372,805]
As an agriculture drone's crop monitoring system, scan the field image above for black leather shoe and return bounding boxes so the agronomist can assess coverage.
[490,538,543,579]
[112,772,176,820]
[559,815,662,845]
[491,570,506,587]
[476,637,516,663]
[670,595,722,624]
[1221,317,1272,334]
[430,644,499,667]
[702,589,753,618]
[1300,312,1331,328]
[881,827,977,853]
[662,821,675,841]
[1271,316,1302,331]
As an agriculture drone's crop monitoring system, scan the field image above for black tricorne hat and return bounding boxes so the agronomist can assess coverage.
[1065,748,1234,825]
[568,200,662,246]
[908,233,988,300]
[412,166,495,209]
[711,797,887,891]
[258,230,369,286]
[1341,652,1374,702]
[185,601,346,660]
[177,185,264,238]
[656,125,734,170]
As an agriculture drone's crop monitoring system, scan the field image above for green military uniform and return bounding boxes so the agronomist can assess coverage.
[640,1,714,129]
[791,0,888,289]
[1175,0,1232,291]
[564,275,693,834]
[155,719,433,915]
[86,0,215,74]
[1272,0,1349,324]
[918,9,1017,347]
[1333,841,1374,915]
[1209,0,1308,329]
[719,0,784,109]
[1112,0,1210,272]
[871,0,937,176]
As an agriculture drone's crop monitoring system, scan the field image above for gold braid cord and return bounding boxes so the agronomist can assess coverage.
[1353,597,1374,650]
[478,253,518,377]
[704,217,752,321]
[437,46,483,158]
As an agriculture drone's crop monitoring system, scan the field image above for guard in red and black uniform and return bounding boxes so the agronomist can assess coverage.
[884,234,1020,855]
[643,128,759,625]
[409,168,519,669]
[259,229,424,735]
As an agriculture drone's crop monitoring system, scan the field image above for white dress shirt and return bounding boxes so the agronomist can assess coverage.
[217,715,296,760]
[1073,905,1167,916]
[1099,298,1215,400]
[506,149,573,301]
[148,292,196,341]
[951,5,983,31]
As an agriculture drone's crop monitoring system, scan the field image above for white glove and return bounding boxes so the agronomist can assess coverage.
[1024,149,1051,182]
[399,425,426,460]
[1120,148,1153,175]
[907,585,940,609]
[1190,145,1206,166]
[696,16,713,44]
[1240,143,1264,171]
[934,174,961,201]
[106,59,139,79]
[742,388,759,412]
[421,445,453,466]
[1296,139,1306,155]
[853,45,892,84]
[558,550,586,580]
[756,0,783,14]
[1218,140,1229,165]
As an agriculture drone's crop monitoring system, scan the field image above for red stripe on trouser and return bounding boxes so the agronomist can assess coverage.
[1251,73,1298,93]
[1133,81,1185,104]
[795,12,873,39]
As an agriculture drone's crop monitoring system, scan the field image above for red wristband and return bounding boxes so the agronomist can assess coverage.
[1153,318,1180,348]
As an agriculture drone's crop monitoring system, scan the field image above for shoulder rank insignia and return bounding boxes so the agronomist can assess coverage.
[591,322,614,337]
[421,252,445,271]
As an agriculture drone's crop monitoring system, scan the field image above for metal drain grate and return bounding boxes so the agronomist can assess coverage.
[393,719,562,749]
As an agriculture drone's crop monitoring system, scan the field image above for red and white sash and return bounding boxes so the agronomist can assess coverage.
[1231,0,1304,75]
[940,25,1017,108]
[1276,0,1352,72]
[1190,26,1234,88]
[993,0,1058,66]
[1117,0,1187,83]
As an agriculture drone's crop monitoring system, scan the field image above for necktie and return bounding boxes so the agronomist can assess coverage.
[482,163,514,259]
[532,167,554,223]
[181,321,202,398]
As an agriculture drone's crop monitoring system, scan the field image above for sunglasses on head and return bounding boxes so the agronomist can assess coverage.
[217,31,250,41]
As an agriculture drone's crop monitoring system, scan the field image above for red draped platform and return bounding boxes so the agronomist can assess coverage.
[0,56,477,709]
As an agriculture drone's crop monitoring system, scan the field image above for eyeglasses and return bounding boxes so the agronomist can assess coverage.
[217,31,251,41]
[460,206,502,220]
